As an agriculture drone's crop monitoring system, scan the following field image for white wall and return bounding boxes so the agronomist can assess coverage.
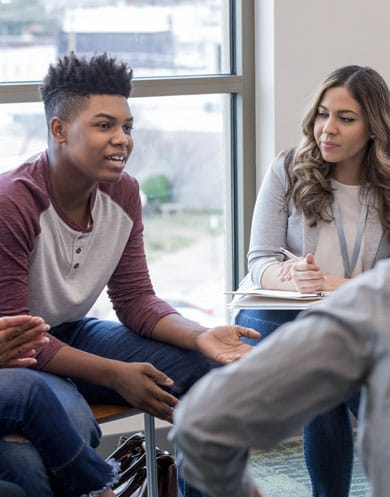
[255,0,390,186]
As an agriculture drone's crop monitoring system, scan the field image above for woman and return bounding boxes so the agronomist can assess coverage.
[236,65,390,497]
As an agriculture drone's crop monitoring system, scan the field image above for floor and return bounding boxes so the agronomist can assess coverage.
[249,436,369,497]
[97,423,370,496]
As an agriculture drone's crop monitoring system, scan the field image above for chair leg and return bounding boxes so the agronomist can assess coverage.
[144,413,158,497]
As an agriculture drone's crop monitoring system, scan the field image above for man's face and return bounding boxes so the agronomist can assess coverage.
[59,94,134,184]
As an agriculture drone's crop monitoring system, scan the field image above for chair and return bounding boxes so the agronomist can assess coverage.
[90,404,158,497]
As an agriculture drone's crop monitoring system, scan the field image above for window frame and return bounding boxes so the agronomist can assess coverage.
[0,0,256,293]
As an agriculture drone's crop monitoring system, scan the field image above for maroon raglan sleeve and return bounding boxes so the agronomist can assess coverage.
[0,163,67,366]
[106,174,179,337]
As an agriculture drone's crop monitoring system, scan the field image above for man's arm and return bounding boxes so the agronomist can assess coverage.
[43,345,179,422]
[106,174,260,362]
[171,308,374,497]
[152,313,260,363]
[42,314,259,423]
[172,256,390,497]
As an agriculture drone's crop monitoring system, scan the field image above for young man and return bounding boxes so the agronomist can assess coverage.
[172,257,390,497]
[0,52,258,496]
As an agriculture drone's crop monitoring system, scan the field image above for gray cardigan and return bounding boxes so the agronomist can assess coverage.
[247,154,390,287]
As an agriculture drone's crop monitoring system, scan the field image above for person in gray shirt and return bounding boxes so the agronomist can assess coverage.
[171,258,390,497]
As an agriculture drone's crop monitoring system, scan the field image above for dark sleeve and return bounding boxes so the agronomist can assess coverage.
[106,175,179,337]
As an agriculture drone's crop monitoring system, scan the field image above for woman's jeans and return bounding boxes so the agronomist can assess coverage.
[0,368,117,497]
[236,309,361,497]
[50,317,213,497]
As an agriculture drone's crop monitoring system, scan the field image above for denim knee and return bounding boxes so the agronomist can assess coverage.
[168,349,214,398]
[38,372,101,448]
[0,440,54,497]
[235,309,301,345]
[0,481,26,497]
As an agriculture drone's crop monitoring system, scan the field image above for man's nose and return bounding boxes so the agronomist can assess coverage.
[112,127,129,145]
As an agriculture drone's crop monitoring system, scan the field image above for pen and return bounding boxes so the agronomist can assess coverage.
[315,291,331,297]
[279,247,300,261]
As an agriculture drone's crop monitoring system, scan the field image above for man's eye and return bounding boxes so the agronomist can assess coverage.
[123,124,133,134]
[97,122,110,129]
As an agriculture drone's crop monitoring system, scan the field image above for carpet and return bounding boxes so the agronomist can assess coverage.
[249,436,370,497]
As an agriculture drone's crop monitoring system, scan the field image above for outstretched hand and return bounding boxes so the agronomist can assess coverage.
[195,324,260,364]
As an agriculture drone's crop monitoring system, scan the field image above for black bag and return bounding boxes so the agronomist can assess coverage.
[106,432,178,497]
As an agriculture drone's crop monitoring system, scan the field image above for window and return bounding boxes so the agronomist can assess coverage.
[0,0,255,325]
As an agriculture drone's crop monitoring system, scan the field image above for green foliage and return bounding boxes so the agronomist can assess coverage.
[141,174,172,205]
[143,211,223,263]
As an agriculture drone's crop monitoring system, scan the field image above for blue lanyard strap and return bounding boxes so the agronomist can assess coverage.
[332,199,368,278]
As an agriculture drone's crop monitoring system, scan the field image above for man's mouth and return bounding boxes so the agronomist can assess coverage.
[105,154,127,164]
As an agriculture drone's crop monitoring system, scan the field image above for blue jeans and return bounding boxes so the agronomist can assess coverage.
[0,481,26,497]
[51,317,213,497]
[303,391,360,497]
[236,309,361,497]
[0,369,117,497]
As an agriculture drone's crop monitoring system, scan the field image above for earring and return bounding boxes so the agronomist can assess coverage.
[370,134,376,139]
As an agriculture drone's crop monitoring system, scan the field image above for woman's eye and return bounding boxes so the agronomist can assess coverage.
[317,111,328,118]
[97,122,110,129]
[340,117,354,123]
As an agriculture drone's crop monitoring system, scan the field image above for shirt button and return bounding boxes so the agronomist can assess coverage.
[76,248,82,254]
[73,263,79,269]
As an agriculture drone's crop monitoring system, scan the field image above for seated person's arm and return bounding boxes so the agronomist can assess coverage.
[171,260,386,497]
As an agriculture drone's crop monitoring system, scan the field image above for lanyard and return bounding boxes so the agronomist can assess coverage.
[332,199,368,278]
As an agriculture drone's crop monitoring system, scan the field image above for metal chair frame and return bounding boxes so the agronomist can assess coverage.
[91,405,158,497]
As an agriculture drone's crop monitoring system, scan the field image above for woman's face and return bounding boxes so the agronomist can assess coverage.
[313,85,371,181]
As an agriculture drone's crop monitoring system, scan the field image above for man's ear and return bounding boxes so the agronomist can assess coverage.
[50,117,67,143]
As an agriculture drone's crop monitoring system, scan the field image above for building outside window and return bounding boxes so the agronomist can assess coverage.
[0,0,255,325]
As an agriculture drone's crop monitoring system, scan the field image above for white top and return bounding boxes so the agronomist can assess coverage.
[315,179,364,278]
[245,155,386,290]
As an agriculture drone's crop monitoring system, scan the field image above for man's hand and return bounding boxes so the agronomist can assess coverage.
[110,362,179,423]
[0,315,50,368]
[195,324,260,364]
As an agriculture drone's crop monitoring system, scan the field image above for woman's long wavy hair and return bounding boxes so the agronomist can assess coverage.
[285,65,390,228]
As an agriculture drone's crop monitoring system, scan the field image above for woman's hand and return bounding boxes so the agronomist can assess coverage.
[290,253,325,293]
[278,258,298,282]
[321,273,350,291]
[195,325,260,364]
[0,315,50,368]
[279,254,350,292]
